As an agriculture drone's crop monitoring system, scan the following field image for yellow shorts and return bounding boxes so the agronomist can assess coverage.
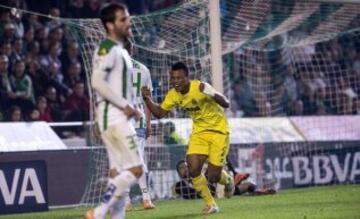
[187,131,230,166]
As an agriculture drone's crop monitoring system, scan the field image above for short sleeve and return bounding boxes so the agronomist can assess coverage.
[92,47,117,78]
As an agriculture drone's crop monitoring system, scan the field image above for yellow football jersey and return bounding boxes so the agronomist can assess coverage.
[160,80,229,134]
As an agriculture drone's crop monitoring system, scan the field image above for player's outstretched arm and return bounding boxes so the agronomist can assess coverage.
[200,82,230,108]
[141,86,169,118]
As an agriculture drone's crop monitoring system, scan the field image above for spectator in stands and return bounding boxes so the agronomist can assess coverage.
[26,14,43,30]
[11,11,24,39]
[27,59,46,97]
[44,85,62,121]
[273,84,290,116]
[235,75,257,117]
[40,41,62,71]
[34,25,48,45]
[148,0,181,12]
[26,41,40,63]
[61,41,81,75]
[45,61,71,99]
[1,41,12,62]
[27,107,40,121]
[2,22,16,41]
[23,27,35,48]
[337,78,357,114]
[0,55,9,118]
[83,0,101,18]
[11,37,24,62]
[35,26,50,56]
[7,105,23,122]
[297,71,316,115]
[25,14,42,30]
[254,92,271,117]
[64,81,89,121]
[314,86,333,115]
[7,59,35,112]
[45,8,62,30]
[0,55,9,106]
[290,99,304,116]
[0,11,11,29]
[64,61,83,89]
[283,66,298,103]
[36,96,52,122]
[68,0,86,18]
[124,0,148,14]
[48,26,65,46]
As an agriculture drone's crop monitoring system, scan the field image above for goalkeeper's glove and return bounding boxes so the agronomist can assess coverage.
[202,82,217,97]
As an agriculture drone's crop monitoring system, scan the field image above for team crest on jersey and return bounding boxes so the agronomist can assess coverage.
[184,99,200,112]
[191,99,198,105]
[98,48,107,56]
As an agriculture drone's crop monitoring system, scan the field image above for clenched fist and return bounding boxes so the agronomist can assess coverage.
[141,86,152,100]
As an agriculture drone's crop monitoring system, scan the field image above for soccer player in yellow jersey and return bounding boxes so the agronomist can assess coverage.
[141,62,235,215]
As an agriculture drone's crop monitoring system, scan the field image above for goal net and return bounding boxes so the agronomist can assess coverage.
[61,0,360,205]
[63,0,214,206]
[221,0,360,190]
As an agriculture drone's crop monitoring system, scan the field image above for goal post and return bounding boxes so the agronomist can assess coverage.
[209,0,224,93]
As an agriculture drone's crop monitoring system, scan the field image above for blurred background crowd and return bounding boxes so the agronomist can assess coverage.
[0,0,180,138]
[0,0,359,137]
[228,30,360,118]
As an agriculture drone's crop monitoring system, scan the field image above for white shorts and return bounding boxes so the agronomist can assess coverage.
[102,122,142,171]
[137,136,148,173]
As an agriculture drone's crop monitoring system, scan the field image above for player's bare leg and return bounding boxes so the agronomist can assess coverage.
[207,163,235,198]
[186,154,219,214]
[138,172,156,209]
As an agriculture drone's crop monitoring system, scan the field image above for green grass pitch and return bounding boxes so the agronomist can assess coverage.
[1,185,359,219]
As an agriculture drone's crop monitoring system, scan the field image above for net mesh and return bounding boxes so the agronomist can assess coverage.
[62,0,213,206]
[58,0,360,205]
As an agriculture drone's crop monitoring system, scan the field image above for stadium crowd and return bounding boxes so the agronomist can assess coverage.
[0,0,359,132]
[229,31,360,117]
[0,0,180,132]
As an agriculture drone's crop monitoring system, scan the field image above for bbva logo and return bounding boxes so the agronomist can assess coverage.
[0,168,46,205]
[0,161,48,215]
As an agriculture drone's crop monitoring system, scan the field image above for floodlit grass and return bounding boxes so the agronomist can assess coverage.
[1,185,360,219]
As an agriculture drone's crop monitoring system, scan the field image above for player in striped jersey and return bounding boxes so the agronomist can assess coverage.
[123,38,156,210]
[85,3,143,219]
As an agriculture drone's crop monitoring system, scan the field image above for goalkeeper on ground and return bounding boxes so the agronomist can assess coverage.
[174,160,276,199]
[142,62,234,215]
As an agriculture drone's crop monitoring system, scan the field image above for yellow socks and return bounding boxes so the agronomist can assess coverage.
[219,170,231,185]
[192,174,216,206]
